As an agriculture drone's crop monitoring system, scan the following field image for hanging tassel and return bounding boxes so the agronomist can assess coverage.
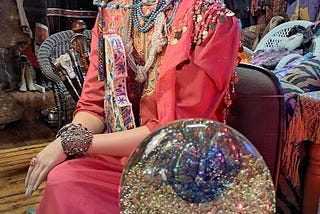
[281,95,304,188]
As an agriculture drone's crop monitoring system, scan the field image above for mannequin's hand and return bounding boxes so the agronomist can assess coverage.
[25,139,67,197]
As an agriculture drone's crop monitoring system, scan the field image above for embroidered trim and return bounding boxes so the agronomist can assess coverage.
[97,7,105,80]
[104,33,136,132]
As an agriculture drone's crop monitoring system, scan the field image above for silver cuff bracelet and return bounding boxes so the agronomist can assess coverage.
[56,123,93,157]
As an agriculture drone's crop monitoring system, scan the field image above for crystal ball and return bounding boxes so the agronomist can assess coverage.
[120,118,275,213]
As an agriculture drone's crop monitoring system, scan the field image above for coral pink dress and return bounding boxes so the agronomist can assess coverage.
[37,1,240,213]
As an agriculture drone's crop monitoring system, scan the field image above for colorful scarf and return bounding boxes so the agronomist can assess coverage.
[103,33,136,132]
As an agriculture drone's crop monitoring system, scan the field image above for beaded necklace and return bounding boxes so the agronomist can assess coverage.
[93,0,178,80]
[132,0,179,33]
[123,0,179,83]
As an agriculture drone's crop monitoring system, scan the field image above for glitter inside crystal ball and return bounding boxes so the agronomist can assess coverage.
[120,119,276,213]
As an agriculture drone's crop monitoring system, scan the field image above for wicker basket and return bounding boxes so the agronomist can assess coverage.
[254,20,314,52]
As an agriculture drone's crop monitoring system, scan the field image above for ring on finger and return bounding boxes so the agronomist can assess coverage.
[29,157,38,167]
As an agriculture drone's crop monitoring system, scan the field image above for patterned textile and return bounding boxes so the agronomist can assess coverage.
[103,33,136,132]
[276,80,305,213]
[271,0,288,18]
[241,24,267,50]
[287,0,320,22]
[251,0,287,25]
[281,58,320,92]
[240,15,287,51]
[273,52,313,78]
[276,59,320,213]
[282,91,320,189]
[280,79,305,94]
[277,91,320,213]
[299,92,320,142]
[280,79,304,124]
[251,47,301,70]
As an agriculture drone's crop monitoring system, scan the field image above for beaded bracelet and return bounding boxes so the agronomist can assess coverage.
[56,123,93,157]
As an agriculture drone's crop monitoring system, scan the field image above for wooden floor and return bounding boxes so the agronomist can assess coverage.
[0,90,57,150]
[0,143,48,214]
[0,89,57,213]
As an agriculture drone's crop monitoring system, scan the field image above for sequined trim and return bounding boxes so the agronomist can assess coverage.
[168,1,231,47]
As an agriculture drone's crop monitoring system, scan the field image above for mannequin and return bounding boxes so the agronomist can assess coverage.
[25,0,241,213]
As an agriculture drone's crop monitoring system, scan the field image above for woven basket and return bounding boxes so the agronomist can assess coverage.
[254,20,314,52]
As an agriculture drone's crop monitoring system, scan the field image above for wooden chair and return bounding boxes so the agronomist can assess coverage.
[227,63,286,190]
[37,30,92,129]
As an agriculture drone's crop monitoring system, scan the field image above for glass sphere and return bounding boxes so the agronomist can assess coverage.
[120,118,275,213]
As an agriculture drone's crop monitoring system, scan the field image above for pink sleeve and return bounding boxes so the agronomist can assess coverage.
[73,18,106,124]
[140,92,161,132]
[193,15,240,93]
[191,15,240,121]
[156,14,240,126]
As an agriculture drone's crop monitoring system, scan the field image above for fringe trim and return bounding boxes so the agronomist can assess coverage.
[281,95,303,189]
[281,92,320,189]
[300,92,320,145]
[303,112,320,144]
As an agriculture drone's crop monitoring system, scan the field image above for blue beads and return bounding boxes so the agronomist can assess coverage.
[131,0,178,33]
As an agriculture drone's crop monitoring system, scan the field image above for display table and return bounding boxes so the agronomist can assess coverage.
[0,90,24,129]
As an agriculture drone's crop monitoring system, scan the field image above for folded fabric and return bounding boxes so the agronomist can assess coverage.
[280,79,304,124]
[250,47,302,70]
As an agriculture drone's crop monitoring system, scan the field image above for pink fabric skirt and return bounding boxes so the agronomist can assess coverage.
[37,155,127,214]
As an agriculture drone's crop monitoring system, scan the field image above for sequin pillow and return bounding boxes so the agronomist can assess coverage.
[281,58,320,92]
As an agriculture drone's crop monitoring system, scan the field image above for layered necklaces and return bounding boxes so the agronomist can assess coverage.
[123,0,179,83]
[131,0,178,33]
[94,0,179,83]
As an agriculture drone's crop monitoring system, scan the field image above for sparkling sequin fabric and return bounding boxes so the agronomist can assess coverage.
[120,119,276,213]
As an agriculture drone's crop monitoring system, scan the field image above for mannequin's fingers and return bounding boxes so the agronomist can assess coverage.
[33,168,49,191]
[25,157,38,187]
[24,166,35,187]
